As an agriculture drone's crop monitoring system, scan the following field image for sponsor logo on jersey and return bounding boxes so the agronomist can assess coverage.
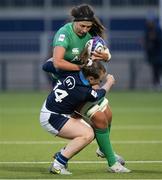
[72,48,79,55]
[91,90,97,98]
[63,76,75,90]
[58,34,65,41]
[71,56,79,62]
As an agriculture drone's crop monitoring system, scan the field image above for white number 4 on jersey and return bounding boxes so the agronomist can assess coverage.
[55,89,68,102]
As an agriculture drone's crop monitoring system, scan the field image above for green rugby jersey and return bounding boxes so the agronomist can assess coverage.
[53,22,92,65]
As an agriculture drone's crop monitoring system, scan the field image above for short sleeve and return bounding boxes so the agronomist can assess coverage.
[86,88,106,102]
[53,30,69,49]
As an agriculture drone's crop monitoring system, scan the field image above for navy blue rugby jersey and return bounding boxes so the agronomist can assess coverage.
[45,71,106,114]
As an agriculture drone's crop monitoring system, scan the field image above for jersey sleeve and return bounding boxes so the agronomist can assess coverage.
[86,88,106,102]
[42,61,57,74]
[53,29,69,49]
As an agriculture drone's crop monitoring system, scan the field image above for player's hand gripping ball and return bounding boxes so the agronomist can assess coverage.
[85,36,111,61]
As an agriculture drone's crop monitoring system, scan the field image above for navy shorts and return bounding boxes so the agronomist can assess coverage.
[40,111,70,135]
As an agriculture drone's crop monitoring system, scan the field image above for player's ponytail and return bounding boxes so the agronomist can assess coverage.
[89,16,106,39]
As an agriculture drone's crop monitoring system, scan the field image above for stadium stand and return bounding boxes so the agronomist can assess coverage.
[0,0,159,90]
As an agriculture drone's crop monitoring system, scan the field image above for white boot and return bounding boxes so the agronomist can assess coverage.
[49,159,72,175]
[109,162,131,173]
[96,148,125,165]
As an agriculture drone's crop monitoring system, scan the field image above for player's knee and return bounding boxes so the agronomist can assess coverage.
[94,120,108,129]
[83,128,95,143]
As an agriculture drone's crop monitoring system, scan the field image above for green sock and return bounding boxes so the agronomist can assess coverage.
[95,128,116,167]
[98,124,113,156]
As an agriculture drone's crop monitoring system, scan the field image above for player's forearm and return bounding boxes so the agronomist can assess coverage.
[101,74,115,92]
[53,46,81,71]
[101,83,111,92]
[54,59,80,71]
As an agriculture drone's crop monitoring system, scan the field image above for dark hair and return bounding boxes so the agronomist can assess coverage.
[71,4,94,21]
[82,61,106,79]
[79,47,106,79]
[70,4,106,38]
[89,16,106,39]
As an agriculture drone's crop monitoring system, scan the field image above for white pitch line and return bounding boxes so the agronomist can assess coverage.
[0,140,162,144]
[0,141,67,144]
[0,160,162,164]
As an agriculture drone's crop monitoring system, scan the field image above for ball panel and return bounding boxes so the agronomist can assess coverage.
[86,36,107,55]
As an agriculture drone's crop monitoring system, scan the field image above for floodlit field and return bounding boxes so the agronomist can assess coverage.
[0,91,162,179]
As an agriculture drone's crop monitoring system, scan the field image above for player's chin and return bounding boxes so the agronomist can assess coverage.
[80,32,87,36]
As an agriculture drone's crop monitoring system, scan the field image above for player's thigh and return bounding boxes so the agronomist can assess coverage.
[40,112,94,139]
[40,112,69,135]
[103,105,112,123]
[58,118,94,140]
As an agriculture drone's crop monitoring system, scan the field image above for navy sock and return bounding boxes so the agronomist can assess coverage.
[56,152,68,166]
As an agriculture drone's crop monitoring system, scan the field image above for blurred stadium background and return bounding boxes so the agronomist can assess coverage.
[0,2,162,179]
[0,0,161,91]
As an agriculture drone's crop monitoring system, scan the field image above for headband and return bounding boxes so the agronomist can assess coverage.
[74,16,94,22]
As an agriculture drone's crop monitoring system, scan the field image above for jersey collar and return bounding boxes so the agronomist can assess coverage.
[79,71,90,86]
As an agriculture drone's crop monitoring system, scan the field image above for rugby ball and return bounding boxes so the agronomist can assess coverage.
[85,36,111,60]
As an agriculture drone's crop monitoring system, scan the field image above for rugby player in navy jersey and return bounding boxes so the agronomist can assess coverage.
[40,57,131,174]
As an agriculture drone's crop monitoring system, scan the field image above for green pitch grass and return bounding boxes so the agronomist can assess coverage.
[0,91,162,179]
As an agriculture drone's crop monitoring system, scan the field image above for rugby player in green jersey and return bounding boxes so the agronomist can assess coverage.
[43,4,130,174]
